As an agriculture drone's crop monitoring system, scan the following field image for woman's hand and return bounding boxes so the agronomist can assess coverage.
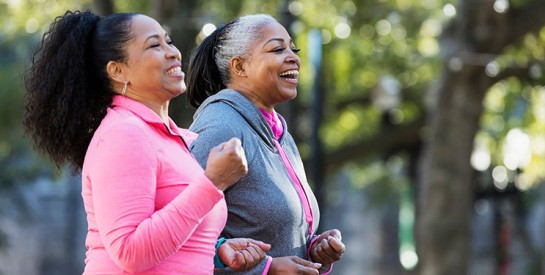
[218,238,271,271]
[268,256,321,274]
[309,229,345,265]
[204,138,248,190]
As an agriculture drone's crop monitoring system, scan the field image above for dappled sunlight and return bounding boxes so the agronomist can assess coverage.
[492,165,509,190]
[485,84,507,112]
[471,144,492,172]
[493,0,510,13]
[442,3,456,17]
[334,22,351,39]
[479,80,545,190]
[375,19,392,36]
[417,37,439,57]
[2,0,545,274]
[339,110,360,131]
[502,128,531,170]
[201,23,216,36]
[354,68,378,89]
[359,24,375,39]
[320,29,332,44]
[25,18,39,33]
[322,106,381,150]
[288,1,303,16]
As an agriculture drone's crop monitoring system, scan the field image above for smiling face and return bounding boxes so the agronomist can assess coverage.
[118,15,185,104]
[230,21,301,110]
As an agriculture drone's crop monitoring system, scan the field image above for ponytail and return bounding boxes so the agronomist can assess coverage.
[186,15,276,108]
[186,27,226,108]
[24,10,136,170]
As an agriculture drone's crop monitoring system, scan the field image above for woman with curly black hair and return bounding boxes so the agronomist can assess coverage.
[23,10,270,274]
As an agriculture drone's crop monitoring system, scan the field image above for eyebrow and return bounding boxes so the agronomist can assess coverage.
[263,38,294,48]
[144,33,169,43]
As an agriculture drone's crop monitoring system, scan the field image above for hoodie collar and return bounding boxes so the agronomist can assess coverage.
[193,89,286,148]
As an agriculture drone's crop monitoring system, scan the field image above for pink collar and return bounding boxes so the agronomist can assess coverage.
[111,96,198,144]
[259,108,283,140]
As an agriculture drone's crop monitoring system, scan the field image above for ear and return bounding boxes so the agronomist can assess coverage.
[230,56,247,77]
[106,60,127,84]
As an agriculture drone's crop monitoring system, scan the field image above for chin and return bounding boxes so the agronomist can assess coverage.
[285,89,298,100]
[169,85,186,96]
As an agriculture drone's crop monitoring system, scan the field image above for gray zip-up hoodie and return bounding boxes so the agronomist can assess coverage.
[189,89,320,274]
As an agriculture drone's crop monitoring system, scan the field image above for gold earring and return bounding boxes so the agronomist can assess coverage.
[121,80,128,96]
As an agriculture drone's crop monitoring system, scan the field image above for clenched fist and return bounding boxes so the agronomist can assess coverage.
[204,138,248,190]
[218,238,271,271]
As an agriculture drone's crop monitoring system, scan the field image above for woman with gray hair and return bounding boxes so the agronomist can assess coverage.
[187,14,345,274]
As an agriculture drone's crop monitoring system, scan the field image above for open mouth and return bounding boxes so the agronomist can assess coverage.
[167,67,181,75]
[279,70,299,79]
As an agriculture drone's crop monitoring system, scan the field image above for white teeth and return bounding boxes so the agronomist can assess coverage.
[279,70,299,77]
[167,67,181,75]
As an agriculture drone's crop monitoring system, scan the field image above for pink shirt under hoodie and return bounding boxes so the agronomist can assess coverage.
[259,109,332,274]
[81,96,226,274]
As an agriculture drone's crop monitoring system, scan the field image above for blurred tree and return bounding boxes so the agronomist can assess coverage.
[2,0,545,274]
[290,0,545,274]
[416,1,545,274]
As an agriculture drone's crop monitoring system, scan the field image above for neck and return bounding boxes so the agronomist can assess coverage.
[153,103,170,125]
[228,83,274,112]
[127,94,170,124]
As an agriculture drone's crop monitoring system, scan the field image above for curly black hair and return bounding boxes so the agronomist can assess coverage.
[23,10,136,171]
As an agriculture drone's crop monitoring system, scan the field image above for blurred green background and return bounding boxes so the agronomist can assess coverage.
[1,0,545,274]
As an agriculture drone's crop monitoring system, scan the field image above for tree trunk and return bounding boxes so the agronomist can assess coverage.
[415,0,545,274]
[416,65,488,275]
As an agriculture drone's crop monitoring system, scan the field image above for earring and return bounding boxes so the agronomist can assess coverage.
[121,80,128,96]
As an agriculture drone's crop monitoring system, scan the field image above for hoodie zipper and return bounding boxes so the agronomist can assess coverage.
[273,139,314,236]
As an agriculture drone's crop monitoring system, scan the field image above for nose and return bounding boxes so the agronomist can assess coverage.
[287,50,300,65]
[166,46,182,61]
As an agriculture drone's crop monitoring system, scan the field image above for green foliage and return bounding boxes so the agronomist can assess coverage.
[286,0,438,159]
[343,153,412,206]
[114,0,149,12]
[477,26,545,188]
[0,0,541,190]
[0,0,89,189]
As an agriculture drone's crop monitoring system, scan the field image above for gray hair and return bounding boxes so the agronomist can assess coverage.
[215,14,278,85]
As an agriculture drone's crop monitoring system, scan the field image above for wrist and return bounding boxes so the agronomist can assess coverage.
[205,171,226,191]
[214,237,228,268]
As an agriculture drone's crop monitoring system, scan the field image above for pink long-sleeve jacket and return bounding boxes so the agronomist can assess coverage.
[81,96,226,274]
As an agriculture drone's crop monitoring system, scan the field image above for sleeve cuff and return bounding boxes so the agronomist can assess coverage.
[307,235,320,259]
[308,235,334,275]
[262,256,273,275]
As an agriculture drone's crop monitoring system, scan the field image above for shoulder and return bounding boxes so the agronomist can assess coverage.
[190,101,249,134]
[92,112,157,154]
[189,102,249,164]
[85,114,158,175]
[195,101,245,122]
[98,112,151,138]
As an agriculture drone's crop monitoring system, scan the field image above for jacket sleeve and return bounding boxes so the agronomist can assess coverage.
[189,103,241,169]
[88,122,224,273]
[192,104,271,275]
